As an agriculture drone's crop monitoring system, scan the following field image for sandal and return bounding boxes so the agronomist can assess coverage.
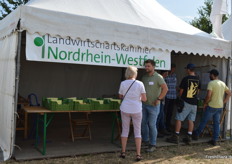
[136,155,142,161]
[120,152,126,159]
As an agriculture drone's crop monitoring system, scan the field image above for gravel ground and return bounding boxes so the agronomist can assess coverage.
[3,140,232,164]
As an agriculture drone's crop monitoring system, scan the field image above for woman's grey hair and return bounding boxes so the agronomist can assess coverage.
[125,66,138,79]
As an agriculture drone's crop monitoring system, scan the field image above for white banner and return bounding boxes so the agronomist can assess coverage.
[26,33,170,69]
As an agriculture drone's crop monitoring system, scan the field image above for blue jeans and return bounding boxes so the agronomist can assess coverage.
[141,103,160,145]
[194,106,222,141]
[157,102,166,130]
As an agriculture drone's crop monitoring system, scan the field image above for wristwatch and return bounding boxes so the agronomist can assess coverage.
[157,98,162,101]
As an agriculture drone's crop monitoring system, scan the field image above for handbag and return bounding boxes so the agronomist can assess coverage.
[121,80,136,102]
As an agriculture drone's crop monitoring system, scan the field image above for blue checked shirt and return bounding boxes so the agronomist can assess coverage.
[165,73,177,99]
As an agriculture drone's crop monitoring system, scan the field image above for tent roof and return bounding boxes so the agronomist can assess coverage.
[25,0,207,36]
[0,0,231,58]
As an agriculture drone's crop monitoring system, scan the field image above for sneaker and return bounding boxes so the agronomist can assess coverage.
[192,132,199,141]
[146,145,156,152]
[182,134,192,145]
[208,140,217,146]
[166,133,179,144]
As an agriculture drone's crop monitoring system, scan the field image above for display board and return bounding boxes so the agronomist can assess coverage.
[26,33,171,70]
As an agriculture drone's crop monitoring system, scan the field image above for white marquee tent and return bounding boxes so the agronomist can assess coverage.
[222,16,232,40]
[0,0,231,161]
[222,14,232,142]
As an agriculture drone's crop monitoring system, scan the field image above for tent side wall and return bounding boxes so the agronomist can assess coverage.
[18,55,124,101]
[0,33,18,161]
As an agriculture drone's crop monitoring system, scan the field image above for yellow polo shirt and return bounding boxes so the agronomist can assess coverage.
[208,80,229,108]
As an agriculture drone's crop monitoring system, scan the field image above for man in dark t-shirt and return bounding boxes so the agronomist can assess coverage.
[167,63,201,144]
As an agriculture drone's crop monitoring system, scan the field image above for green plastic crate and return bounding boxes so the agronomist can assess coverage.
[73,101,93,111]
[50,103,69,111]
[110,100,121,109]
[48,100,73,111]
[93,100,113,110]
[41,98,71,111]
[42,97,64,108]
[84,98,97,104]
[66,97,77,101]
[103,98,121,109]
[42,97,49,108]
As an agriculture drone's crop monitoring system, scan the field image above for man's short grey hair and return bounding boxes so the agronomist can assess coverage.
[125,66,138,79]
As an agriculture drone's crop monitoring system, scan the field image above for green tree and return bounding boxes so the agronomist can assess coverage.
[189,0,228,33]
[0,0,29,20]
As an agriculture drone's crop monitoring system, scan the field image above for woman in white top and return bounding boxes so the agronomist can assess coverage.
[118,66,147,161]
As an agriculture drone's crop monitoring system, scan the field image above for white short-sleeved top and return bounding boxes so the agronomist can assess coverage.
[119,80,146,113]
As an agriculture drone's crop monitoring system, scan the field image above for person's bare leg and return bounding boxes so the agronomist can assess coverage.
[175,120,181,133]
[188,120,194,133]
[121,137,128,153]
[135,137,141,155]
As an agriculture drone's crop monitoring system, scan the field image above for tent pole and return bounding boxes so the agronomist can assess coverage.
[12,28,22,156]
[224,58,232,140]
[229,58,232,140]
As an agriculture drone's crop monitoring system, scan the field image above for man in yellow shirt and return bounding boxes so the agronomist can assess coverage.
[192,69,231,145]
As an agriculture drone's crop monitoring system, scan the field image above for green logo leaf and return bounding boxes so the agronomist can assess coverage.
[34,37,44,47]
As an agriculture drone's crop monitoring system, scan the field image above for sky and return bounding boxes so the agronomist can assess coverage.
[156,0,231,22]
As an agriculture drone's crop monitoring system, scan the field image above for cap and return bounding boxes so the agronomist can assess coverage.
[185,63,195,69]
[208,69,219,76]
